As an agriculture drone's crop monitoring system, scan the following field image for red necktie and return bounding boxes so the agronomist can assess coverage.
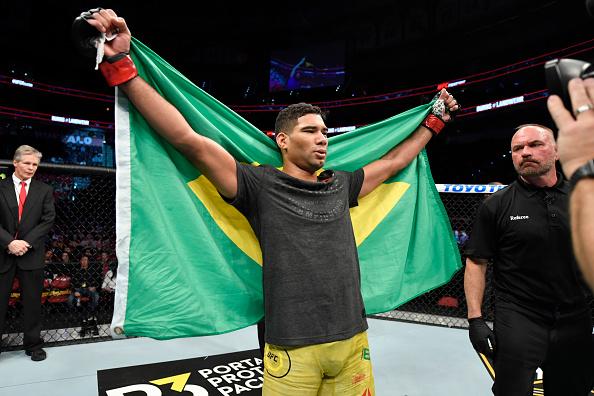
[18,181,27,222]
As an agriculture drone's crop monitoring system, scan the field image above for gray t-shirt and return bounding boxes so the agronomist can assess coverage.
[228,162,368,346]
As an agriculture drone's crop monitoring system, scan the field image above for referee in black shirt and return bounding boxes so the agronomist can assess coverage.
[464,124,594,396]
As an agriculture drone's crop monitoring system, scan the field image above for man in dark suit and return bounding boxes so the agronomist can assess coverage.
[0,145,55,361]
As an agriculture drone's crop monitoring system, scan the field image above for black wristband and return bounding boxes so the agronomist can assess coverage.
[105,52,130,64]
[569,159,594,192]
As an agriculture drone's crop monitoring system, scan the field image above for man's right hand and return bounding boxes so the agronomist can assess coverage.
[468,316,496,357]
[8,240,29,256]
[84,9,132,58]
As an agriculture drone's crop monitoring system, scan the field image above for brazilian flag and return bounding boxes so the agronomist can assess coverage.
[111,39,461,339]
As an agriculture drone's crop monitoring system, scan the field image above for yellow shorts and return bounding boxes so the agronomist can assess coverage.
[263,331,374,396]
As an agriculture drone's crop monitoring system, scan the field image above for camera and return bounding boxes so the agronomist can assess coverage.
[545,58,594,111]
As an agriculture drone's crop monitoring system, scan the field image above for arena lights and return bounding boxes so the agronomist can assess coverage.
[436,184,507,193]
[51,115,90,126]
[455,89,549,118]
[233,38,594,112]
[328,126,356,134]
[475,95,525,113]
[11,78,33,88]
[0,105,113,130]
[2,39,593,130]
[436,80,466,90]
[1,74,113,103]
[64,135,98,145]
[2,39,592,111]
[448,80,466,88]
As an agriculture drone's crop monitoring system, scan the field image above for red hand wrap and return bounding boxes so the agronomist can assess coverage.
[99,55,138,87]
[422,114,446,135]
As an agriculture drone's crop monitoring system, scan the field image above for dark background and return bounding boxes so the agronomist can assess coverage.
[1,0,593,182]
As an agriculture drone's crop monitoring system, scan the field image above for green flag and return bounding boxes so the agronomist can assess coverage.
[112,39,461,339]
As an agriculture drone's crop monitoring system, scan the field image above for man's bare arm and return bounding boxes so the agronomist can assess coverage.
[360,127,432,197]
[87,8,237,198]
[120,78,237,198]
[464,257,488,318]
[569,179,594,288]
[359,89,458,198]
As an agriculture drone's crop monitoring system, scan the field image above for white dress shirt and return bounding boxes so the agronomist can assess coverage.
[12,173,31,205]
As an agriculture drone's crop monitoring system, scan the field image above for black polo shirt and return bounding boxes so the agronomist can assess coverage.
[466,173,587,307]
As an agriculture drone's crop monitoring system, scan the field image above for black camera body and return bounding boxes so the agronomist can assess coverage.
[545,58,594,111]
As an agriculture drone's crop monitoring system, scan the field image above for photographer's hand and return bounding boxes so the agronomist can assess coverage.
[547,77,594,290]
[547,78,594,178]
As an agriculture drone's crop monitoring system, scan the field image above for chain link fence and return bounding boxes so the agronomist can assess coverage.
[2,168,593,349]
[375,187,594,328]
[2,165,116,350]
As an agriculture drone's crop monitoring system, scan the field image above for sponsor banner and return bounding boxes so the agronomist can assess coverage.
[98,349,263,396]
[435,184,507,194]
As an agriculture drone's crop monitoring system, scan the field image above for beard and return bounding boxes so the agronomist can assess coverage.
[515,158,555,177]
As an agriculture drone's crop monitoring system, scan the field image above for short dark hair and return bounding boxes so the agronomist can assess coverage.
[274,103,326,135]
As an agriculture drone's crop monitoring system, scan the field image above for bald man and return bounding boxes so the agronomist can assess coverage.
[464,124,594,395]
